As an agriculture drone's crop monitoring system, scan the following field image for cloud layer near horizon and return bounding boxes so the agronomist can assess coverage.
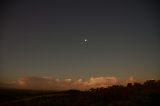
[0,76,143,90]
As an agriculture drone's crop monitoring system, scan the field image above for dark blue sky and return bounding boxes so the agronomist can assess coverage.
[1,0,160,81]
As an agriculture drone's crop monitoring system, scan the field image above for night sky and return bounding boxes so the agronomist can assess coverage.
[1,0,160,83]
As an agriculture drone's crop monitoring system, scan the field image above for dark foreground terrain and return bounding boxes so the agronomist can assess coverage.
[0,80,160,106]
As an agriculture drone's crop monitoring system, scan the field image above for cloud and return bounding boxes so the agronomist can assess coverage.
[0,76,143,90]
[74,76,118,89]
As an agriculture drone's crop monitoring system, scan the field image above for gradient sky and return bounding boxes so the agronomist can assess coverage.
[1,0,160,82]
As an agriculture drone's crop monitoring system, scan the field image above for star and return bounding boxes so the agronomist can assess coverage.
[84,38,88,42]
[82,38,88,47]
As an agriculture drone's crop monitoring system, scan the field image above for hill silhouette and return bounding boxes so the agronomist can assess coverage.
[0,80,160,106]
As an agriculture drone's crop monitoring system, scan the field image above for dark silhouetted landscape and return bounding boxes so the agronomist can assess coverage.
[0,80,160,106]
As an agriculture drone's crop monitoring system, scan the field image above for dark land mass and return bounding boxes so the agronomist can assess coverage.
[0,80,160,106]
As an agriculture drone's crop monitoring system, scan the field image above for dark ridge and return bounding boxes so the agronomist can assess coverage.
[0,80,160,106]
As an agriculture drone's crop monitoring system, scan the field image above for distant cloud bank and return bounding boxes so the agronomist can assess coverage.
[0,76,144,90]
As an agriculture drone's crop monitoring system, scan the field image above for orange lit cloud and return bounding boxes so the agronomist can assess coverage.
[0,76,143,90]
